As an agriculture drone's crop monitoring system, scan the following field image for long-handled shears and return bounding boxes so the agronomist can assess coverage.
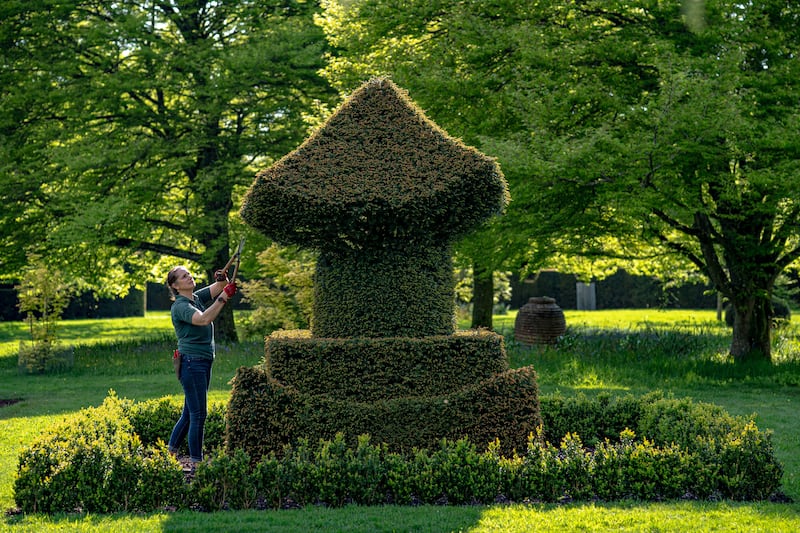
[220,237,246,283]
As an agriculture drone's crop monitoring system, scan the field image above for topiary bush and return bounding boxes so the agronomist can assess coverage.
[227,328,540,457]
[240,78,508,249]
[234,76,529,477]
[313,246,457,338]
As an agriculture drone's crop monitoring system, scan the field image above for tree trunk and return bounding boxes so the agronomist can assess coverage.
[730,296,772,363]
[471,263,494,330]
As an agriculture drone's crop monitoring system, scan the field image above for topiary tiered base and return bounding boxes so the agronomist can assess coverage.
[227,329,541,459]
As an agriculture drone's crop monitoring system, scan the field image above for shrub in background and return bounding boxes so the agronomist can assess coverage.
[239,243,316,338]
[16,255,73,373]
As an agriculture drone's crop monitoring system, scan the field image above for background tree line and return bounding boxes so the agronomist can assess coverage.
[0,0,335,341]
[319,0,800,362]
[2,0,800,362]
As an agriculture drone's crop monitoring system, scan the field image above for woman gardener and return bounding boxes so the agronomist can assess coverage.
[165,265,236,470]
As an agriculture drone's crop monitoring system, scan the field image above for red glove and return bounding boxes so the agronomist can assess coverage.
[223,282,237,297]
[214,270,229,282]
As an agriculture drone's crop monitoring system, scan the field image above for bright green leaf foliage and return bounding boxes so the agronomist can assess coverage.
[239,243,317,336]
[319,0,800,361]
[0,1,332,316]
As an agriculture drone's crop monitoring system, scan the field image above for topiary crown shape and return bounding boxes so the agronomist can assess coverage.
[240,77,508,250]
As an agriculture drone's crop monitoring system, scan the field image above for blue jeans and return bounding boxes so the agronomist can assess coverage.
[168,354,212,462]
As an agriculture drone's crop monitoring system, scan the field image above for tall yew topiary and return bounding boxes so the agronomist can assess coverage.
[240,77,508,338]
[234,78,536,458]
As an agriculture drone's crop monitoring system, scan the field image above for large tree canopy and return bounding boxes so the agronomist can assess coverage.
[0,0,334,340]
[319,0,800,361]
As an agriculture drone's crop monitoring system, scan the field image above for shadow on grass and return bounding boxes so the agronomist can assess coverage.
[2,504,487,533]
[9,500,798,532]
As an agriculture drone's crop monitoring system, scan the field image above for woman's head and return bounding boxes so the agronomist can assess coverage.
[166,266,194,300]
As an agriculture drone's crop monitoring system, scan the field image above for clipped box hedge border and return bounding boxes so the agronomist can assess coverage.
[13,389,785,513]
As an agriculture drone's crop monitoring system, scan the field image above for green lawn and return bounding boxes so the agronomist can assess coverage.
[3,309,800,531]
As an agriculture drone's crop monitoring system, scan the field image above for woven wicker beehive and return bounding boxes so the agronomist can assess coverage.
[514,296,566,345]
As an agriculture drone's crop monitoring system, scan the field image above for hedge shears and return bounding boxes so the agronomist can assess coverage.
[219,237,245,283]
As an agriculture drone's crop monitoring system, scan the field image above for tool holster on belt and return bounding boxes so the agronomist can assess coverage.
[173,349,181,380]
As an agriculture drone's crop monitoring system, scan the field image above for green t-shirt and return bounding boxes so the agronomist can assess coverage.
[171,286,215,360]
